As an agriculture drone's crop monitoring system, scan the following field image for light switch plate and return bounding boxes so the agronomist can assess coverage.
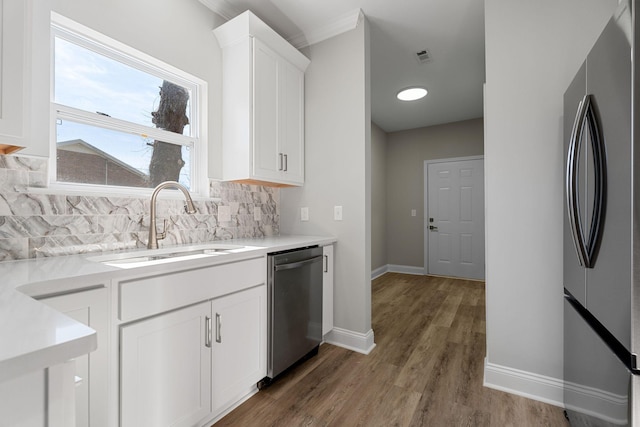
[218,205,231,222]
[254,207,261,221]
[411,209,416,217]
[334,205,343,221]
[301,207,309,221]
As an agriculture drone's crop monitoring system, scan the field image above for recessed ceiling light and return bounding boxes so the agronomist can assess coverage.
[397,87,427,101]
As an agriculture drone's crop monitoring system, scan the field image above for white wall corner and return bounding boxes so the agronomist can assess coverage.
[483,358,564,408]
[323,327,376,355]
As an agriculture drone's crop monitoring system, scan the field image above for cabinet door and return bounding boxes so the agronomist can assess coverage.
[211,285,266,414]
[252,38,305,186]
[39,287,109,427]
[120,302,212,427]
[253,39,281,181]
[0,0,29,149]
[279,59,305,184]
[322,245,334,336]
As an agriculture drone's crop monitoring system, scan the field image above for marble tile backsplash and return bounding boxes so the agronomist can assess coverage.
[0,155,279,261]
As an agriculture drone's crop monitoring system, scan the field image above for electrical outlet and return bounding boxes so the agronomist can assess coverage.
[218,205,231,222]
[301,207,309,221]
[411,209,416,217]
[334,205,343,221]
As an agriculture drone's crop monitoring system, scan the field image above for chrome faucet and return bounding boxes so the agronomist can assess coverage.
[148,181,197,249]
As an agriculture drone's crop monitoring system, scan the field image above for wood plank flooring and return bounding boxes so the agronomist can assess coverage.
[215,273,569,426]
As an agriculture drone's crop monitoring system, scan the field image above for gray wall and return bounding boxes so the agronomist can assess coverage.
[484,0,617,393]
[386,118,484,268]
[371,122,387,272]
[280,19,372,335]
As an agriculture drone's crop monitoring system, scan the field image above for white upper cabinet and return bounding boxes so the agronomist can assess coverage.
[214,11,310,187]
[0,0,30,153]
[0,0,48,157]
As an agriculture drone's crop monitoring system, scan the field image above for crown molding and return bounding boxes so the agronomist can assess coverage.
[198,0,241,21]
[287,9,364,49]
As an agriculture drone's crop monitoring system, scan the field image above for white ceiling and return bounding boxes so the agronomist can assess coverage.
[200,0,485,133]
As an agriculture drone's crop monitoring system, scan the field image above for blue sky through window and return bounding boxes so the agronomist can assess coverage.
[54,36,192,187]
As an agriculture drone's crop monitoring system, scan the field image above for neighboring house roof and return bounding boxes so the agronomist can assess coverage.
[57,139,149,180]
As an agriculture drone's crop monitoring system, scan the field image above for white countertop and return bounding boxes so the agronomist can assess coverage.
[0,234,335,383]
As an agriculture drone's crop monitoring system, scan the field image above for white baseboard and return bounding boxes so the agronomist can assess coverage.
[371,264,427,279]
[484,358,628,424]
[371,265,388,280]
[387,264,424,275]
[564,379,628,425]
[483,358,564,408]
[323,327,376,355]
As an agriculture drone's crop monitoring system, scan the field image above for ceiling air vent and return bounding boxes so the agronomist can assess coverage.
[416,49,432,64]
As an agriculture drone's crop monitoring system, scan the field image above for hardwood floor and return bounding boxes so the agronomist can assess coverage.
[215,273,569,426]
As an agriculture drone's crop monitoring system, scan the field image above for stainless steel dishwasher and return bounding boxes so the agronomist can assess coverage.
[261,246,323,387]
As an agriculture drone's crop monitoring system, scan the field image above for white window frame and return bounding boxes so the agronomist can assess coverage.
[48,12,209,198]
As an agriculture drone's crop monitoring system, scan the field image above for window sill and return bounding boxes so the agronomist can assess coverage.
[24,183,220,202]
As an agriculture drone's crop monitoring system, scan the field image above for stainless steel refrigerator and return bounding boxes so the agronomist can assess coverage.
[563,1,640,425]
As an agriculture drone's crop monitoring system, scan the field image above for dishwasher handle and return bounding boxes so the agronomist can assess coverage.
[274,255,322,271]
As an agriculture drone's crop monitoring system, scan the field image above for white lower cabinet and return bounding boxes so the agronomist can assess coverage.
[322,245,334,336]
[39,287,109,427]
[120,301,212,427]
[120,284,267,427]
[211,285,266,414]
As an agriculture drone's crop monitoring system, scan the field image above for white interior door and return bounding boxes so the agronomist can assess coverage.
[425,157,485,280]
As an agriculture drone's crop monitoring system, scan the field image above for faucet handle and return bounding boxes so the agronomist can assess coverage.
[157,219,168,241]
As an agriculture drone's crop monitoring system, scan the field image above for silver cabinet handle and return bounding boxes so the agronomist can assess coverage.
[279,153,283,171]
[205,316,212,348]
[566,94,606,268]
[284,154,288,171]
[215,313,222,343]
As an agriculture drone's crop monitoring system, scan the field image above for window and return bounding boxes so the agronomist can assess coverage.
[51,14,207,194]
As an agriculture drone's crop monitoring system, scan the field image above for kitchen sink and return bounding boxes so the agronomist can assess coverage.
[87,244,246,269]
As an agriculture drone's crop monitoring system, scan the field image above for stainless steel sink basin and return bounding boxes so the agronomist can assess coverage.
[106,255,171,264]
[88,244,246,269]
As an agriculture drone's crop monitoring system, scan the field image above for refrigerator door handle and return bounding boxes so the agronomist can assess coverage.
[566,94,607,269]
[584,95,606,268]
[567,96,590,267]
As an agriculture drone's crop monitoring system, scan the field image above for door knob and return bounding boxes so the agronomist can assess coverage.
[429,225,438,231]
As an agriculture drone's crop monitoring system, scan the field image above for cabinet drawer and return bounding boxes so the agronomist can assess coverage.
[118,257,266,322]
